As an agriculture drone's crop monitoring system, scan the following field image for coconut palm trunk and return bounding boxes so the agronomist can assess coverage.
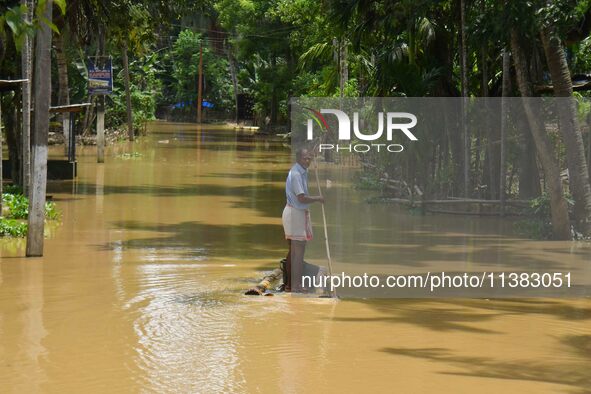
[540,28,591,236]
[510,29,571,240]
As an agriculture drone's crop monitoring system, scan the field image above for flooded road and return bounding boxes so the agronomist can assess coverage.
[1,122,590,393]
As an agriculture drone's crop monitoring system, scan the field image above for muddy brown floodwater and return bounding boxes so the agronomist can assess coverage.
[1,122,591,393]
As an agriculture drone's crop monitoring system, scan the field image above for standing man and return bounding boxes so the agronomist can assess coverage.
[282,148,324,292]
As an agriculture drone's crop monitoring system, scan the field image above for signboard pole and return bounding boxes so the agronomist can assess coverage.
[97,96,105,163]
[63,110,70,156]
[88,56,112,163]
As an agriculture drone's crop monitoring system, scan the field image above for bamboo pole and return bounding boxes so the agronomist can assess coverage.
[313,157,336,298]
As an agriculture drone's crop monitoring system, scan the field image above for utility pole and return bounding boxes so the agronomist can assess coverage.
[27,0,53,257]
[197,42,203,124]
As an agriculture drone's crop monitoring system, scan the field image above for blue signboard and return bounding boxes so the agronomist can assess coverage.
[88,57,113,95]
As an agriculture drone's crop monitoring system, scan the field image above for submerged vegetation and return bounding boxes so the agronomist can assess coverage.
[1,186,60,237]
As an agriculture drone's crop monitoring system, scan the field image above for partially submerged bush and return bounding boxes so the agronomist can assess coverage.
[0,218,28,237]
[514,193,574,240]
[1,188,60,237]
[45,201,59,220]
[3,193,29,219]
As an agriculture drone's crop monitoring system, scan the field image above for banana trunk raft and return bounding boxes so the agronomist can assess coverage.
[244,261,328,296]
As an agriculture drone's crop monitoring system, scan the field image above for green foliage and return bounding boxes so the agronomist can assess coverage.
[3,193,29,219]
[354,174,383,191]
[0,0,67,52]
[2,192,60,221]
[45,201,60,220]
[106,52,162,131]
[3,184,23,195]
[0,4,33,52]
[165,29,234,112]
[514,193,574,240]
[0,218,28,237]
[514,218,554,240]
[571,37,591,74]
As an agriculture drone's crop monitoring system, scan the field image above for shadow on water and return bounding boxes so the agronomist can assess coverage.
[197,170,286,182]
[97,220,285,260]
[561,335,591,359]
[380,345,590,392]
[329,298,591,390]
[75,183,285,219]
[335,310,500,334]
[342,298,591,329]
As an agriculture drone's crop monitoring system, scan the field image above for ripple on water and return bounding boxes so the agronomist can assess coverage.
[127,269,247,393]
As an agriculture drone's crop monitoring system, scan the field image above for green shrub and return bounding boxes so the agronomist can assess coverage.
[514,193,574,239]
[0,218,28,237]
[3,193,29,219]
[3,184,23,194]
[45,201,60,220]
[2,192,60,221]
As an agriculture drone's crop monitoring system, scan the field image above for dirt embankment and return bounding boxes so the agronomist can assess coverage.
[48,126,130,146]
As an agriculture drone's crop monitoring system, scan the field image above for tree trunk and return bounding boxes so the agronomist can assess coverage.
[270,56,277,125]
[54,26,70,154]
[588,112,591,180]
[518,113,542,199]
[476,31,493,199]
[5,98,21,185]
[227,49,239,123]
[460,0,469,197]
[540,28,591,236]
[21,0,33,197]
[122,39,133,141]
[0,100,3,217]
[339,38,348,98]
[27,0,53,256]
[511,29,571,240]
[500,49,511,216]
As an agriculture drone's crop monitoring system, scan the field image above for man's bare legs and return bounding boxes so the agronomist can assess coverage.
[284,239,306,292]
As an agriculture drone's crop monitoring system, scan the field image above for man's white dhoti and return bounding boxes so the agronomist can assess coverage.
[282,205,313,241]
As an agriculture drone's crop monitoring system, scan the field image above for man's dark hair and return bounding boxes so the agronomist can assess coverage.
[295,147,308,161]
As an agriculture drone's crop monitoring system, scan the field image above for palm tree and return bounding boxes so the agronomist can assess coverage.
[540,27,591,236]
[510,29,571,240]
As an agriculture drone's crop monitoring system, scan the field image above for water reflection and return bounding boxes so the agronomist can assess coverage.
[0,260,47,391]
[0,122,590,392]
